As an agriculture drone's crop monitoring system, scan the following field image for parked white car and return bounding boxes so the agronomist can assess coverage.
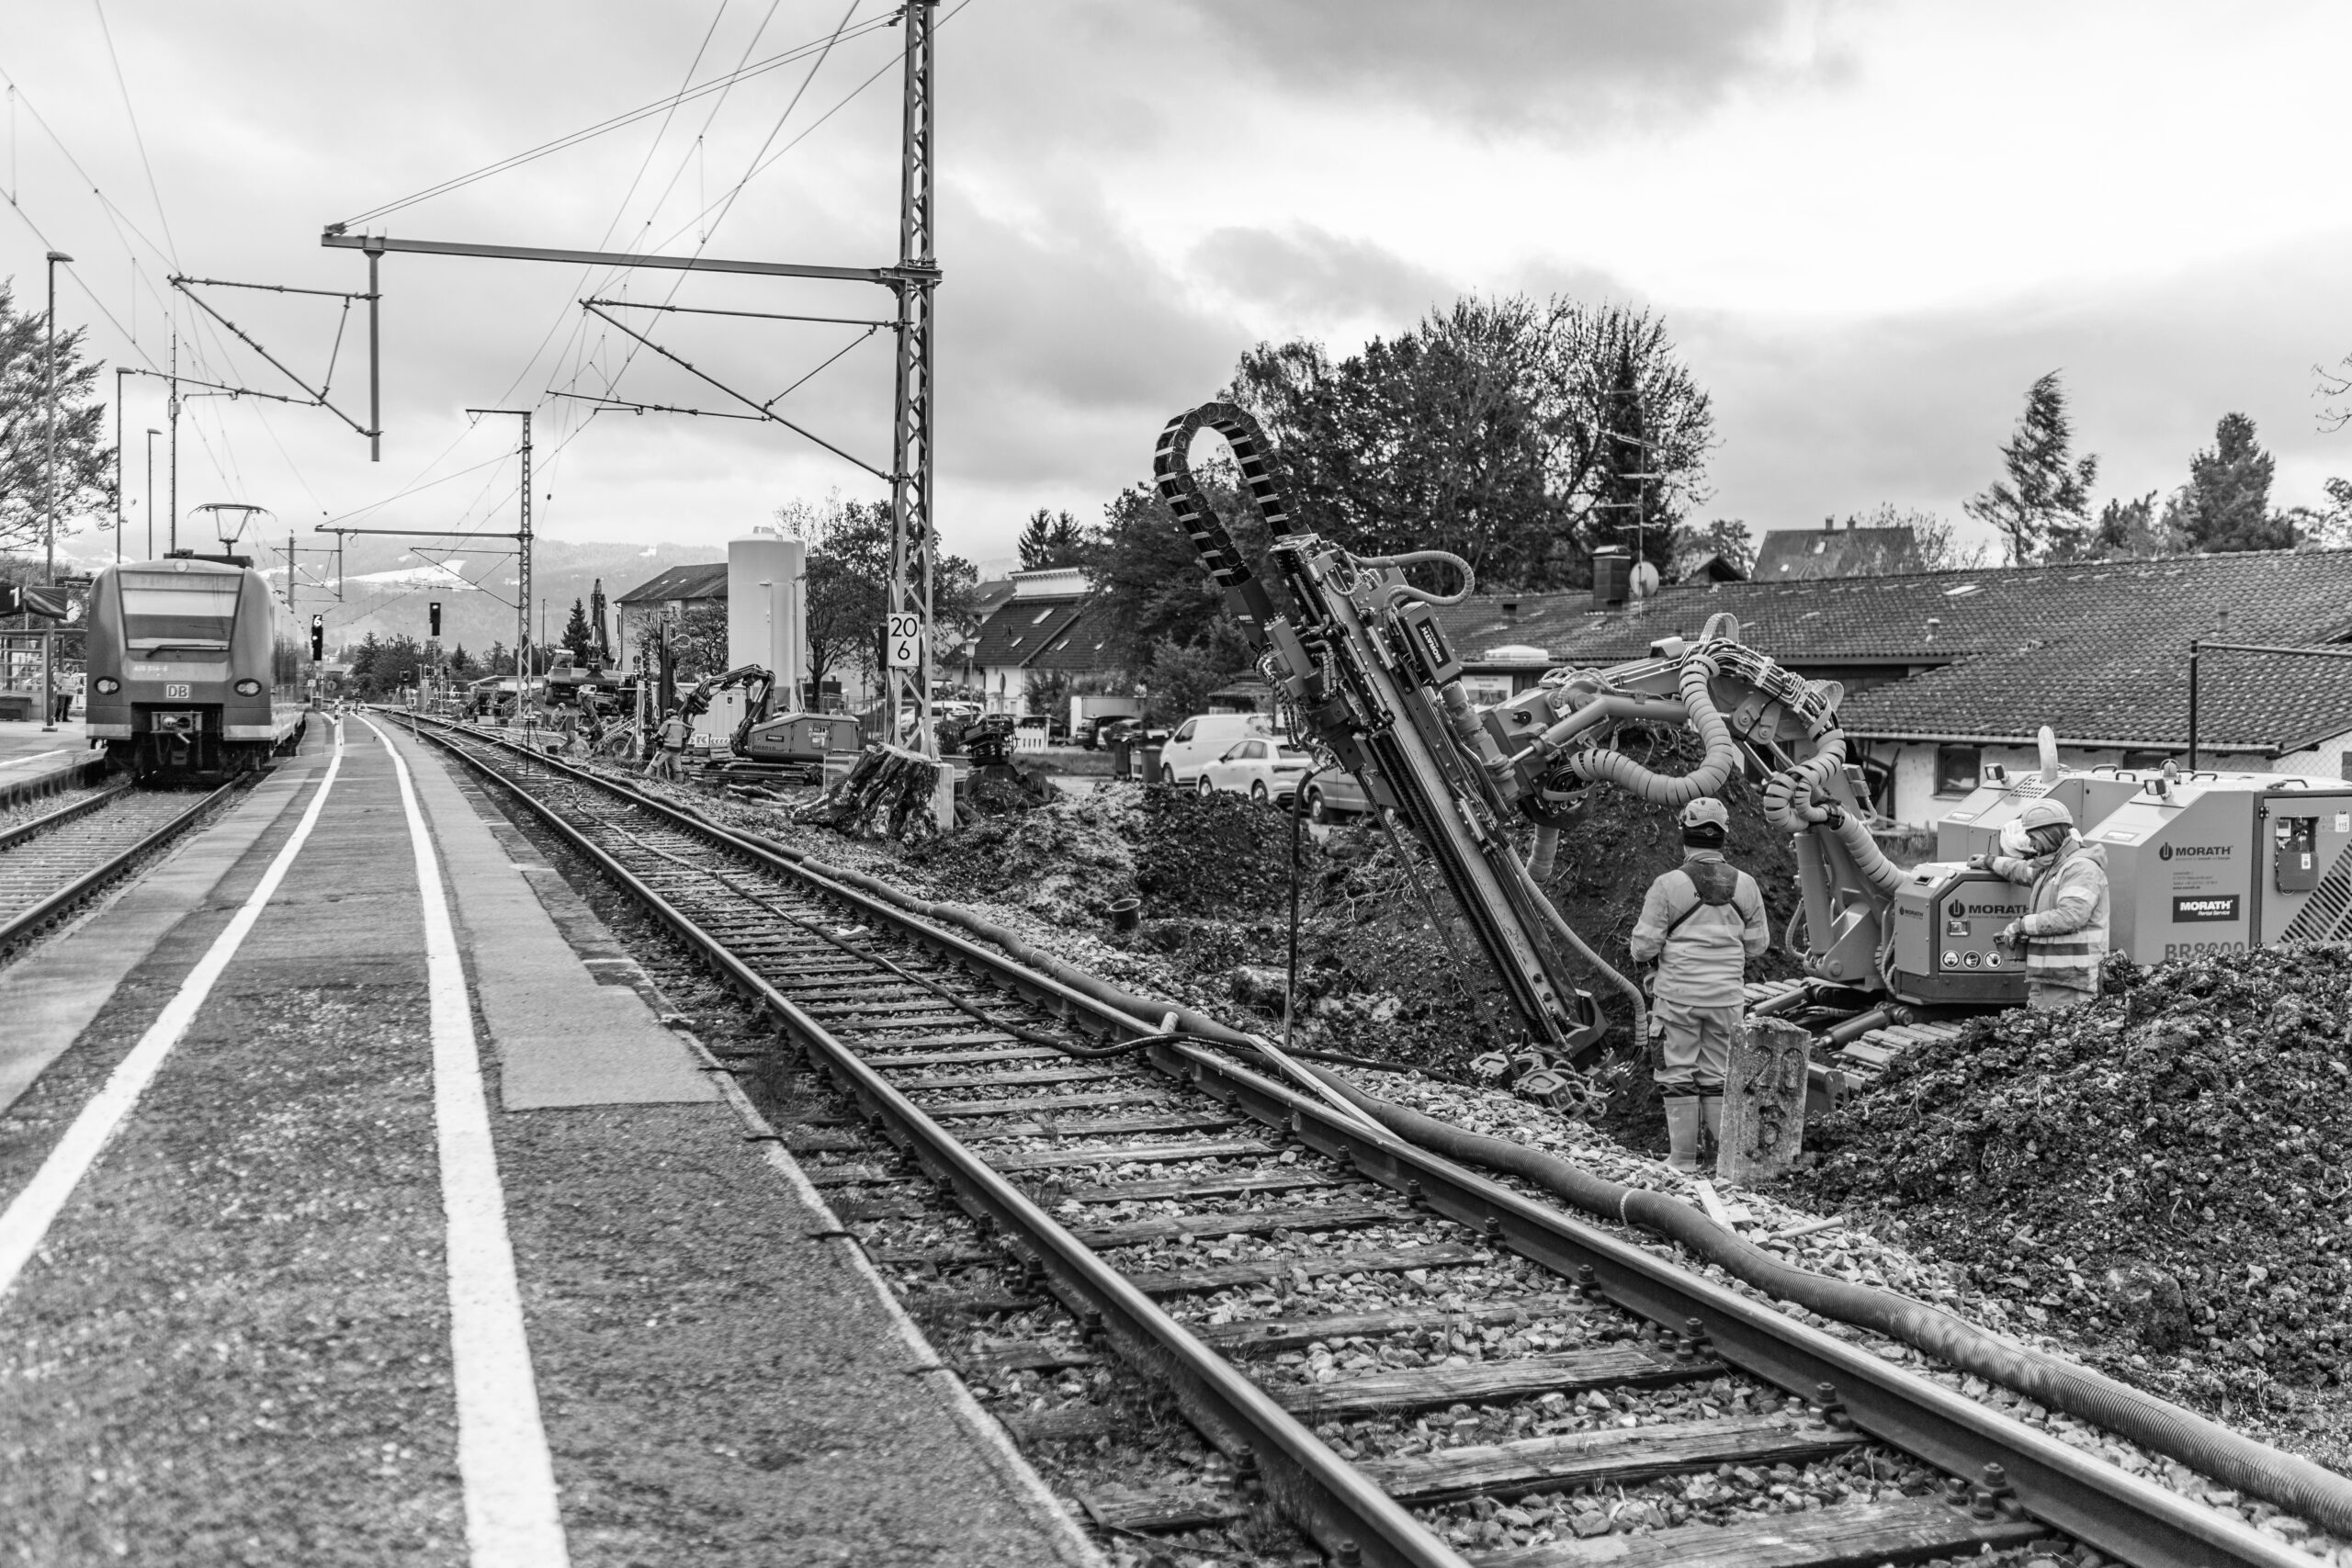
[1159,712,1277,784]
[1195,736,1315,804]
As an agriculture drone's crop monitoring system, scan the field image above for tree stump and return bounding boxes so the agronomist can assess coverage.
[793,744,948,843]
[1717,1016,1810,1184]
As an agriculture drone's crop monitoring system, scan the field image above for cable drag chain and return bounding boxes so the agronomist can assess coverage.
[410,716,2303,1568]
[0,778,238,955]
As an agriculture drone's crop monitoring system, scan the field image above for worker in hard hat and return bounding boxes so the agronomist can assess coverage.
[1629,796,1772,1174]
[1972,797,2110,1010]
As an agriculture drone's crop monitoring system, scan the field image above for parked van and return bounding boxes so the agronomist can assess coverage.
[1159,711,1278,785]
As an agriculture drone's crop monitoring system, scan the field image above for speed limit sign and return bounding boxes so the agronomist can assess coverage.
[885,612,922,669]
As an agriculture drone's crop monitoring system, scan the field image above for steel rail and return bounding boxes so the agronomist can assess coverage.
[0,781,236,952]
[0,778,135,855]
[417,717,2306,1568]
[414,719,1465,1568]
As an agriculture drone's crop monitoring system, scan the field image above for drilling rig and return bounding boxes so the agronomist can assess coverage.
[1154,400,2352,1104]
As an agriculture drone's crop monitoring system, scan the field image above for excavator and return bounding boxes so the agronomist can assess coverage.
[679,664,863,782]
[1152,400,2352,1107]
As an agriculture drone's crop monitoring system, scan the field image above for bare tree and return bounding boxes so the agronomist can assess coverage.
[2317,352,2352,434]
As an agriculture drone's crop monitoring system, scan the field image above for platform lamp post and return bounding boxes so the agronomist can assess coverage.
[41,249,72,735]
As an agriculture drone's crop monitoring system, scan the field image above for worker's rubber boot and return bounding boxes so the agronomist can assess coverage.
[1663,1095,1702,1175]
[1699,1093,1724,1163]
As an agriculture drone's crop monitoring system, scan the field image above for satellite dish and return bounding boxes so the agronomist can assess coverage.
[1629,561,1662,600]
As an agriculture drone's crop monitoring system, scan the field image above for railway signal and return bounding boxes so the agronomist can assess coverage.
[429,600,442,637]
[310,613,324,660]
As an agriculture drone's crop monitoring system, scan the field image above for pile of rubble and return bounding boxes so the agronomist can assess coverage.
[1794,945,2352,1413]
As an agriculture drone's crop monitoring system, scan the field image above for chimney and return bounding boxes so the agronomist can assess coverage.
[1847,517,1858,531]
[1824,516,1836,533]
[1592,547,1631,609]
[1926,615,1940,643]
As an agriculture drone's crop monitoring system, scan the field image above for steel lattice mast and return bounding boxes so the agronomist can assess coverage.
[887,0,941,758]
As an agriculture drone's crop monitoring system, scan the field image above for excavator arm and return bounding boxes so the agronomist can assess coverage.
[679,664,777,755]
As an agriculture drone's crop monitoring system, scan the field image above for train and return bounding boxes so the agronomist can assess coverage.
[81,554,308,779]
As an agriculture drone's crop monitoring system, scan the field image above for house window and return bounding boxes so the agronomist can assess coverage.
[1934,745,1982,796]
[1032,608,1055,625]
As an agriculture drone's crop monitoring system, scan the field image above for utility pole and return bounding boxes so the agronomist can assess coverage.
[888,0,943,786]
[114,367,127,565]
[465,407,532,717]
[42,250,70,734]
[143,428,159,559]
[167,330,179,554]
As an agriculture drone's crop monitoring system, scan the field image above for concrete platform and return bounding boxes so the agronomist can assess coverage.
[0,716,1093,1566]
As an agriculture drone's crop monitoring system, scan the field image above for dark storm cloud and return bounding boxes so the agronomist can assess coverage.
[1191,223,1455,327]
[1167,0,1836,135]
[941,186,1249,497]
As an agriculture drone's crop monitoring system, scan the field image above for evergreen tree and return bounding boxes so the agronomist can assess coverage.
[1963,372,2099,564]
[560,597,594,661]
[1016,508,1088,570]
[2180,413,2294,552]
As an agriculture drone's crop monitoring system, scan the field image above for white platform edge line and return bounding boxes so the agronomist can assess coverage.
[0,722,347,1302]
[361,715,571,1568]
[678,1031,1108,1568]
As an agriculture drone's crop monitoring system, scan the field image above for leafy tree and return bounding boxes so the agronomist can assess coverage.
[346,631,381,683]
[1140,620,1256,727]
[2309,477,2352,548]
[481,639,513,677]
[1016,508,1088,570]
[1228,294,1712,592]
[1024,669,1071,720]
[2086,491,2183,558]
[447,643,481,680]
[1082,473,1272,682]
[560,598,594,662]
[1963,372,2099,564]
[793,493,978,697]
[1670,518,1754,580]
[0,278,115,551]
[2178,412,2294,552]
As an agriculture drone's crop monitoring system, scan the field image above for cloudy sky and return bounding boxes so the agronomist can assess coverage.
[6,0,2349,574]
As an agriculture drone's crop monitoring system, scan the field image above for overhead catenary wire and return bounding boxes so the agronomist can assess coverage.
[332,9,900,229]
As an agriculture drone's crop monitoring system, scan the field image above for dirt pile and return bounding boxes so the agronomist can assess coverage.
[910,783,1316,924]
[1793,945,2352,1404]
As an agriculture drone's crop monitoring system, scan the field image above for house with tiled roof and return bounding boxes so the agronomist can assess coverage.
[1431,547,2352,825]
[1753,519,1923,580]
[965,568,1125,713]
[613,562,729,662]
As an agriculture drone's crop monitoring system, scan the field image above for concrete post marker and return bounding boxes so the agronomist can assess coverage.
[1718,1015,1810,1184]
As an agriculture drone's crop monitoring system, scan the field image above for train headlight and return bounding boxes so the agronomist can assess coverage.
[94,677,121,694]
[233,678,264,696]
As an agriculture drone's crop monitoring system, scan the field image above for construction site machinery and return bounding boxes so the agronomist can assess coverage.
[682,664,863,782]
[1153,400,2352,1106]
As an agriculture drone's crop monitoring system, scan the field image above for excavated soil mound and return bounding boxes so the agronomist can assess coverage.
[1793,946,2352,1404]
[909,783,1316,923]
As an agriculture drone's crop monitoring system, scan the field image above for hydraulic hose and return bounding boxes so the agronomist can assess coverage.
[1526,826,1561,883]
[1296,1066,2352,1540]
[1527,874,1646,1053]
[1763,731,1905,899]
[1566,656,1737,806]
[1351,548,1475,608]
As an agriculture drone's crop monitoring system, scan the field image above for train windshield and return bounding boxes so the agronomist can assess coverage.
[119,572,240,651]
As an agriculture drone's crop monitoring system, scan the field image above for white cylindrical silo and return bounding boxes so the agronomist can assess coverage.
[729,526,807,707]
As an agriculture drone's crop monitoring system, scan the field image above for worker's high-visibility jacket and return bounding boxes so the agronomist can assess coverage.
[1629,851,1771,1009]
[1989,833,2110,992]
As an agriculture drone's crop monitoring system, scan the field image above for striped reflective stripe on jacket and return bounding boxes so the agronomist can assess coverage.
[1992,837,2109,987]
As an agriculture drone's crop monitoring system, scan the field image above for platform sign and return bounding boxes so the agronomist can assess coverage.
[885,612,922,670]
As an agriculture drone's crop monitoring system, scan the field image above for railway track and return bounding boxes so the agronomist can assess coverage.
[0,775,236,953]
[414,716,2312,1568]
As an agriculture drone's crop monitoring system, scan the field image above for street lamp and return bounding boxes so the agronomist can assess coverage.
[41,250,72,735]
